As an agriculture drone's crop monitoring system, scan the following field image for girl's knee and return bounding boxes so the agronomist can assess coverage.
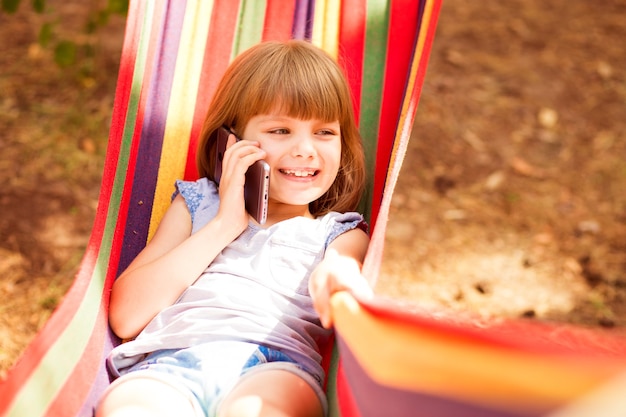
[219,369,324,417]
[221,397,299,417]
[96,375,199,417]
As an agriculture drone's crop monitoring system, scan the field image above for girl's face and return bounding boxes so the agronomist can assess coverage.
[242,114,342,213]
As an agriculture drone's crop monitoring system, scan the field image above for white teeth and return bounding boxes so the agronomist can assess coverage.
[282,169,316,177]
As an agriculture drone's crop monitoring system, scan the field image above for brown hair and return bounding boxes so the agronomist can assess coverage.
[196,40,365,216]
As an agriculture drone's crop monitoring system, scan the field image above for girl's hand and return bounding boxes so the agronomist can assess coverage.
[309,246,372,329]
[214,133,266,234]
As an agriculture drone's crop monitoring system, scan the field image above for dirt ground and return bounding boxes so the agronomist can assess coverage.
[1,0,626,377]
[377,0,626,328]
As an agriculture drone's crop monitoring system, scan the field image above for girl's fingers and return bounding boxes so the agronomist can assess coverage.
[216,139,266,226]
[226,132,237,147]
[222,140,266,176]
[309,250,373,328]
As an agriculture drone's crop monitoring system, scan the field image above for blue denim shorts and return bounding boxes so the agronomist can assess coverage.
[107,341,327,417]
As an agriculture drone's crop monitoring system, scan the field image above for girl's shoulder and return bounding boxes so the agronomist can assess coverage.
[172,178,219,231]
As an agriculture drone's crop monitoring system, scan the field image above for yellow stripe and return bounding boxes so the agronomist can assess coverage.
[148,0,215,239]
[312,0,340,59]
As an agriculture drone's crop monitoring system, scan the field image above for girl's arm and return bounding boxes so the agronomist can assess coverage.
[108,194,244,339]
[110,136,265,340]
[309,227,372,328]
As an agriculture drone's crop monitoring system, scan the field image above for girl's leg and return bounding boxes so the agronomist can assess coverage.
[218,369,324,417]
[96,375,200,417]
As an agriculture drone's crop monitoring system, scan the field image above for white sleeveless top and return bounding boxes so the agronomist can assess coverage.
[107,178,365,384]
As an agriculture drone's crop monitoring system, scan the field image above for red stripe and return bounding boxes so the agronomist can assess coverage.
[338,0,366,124]
[318,334,335,391]
[370,0,422,225]
[336,358,363,417]
[184,0,240,181]
[263,0,296,41]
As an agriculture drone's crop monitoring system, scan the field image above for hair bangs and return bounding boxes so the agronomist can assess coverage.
[241,52,345,124]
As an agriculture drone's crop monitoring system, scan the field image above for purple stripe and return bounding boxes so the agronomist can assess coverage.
[117,0,187,274]
[337,336,535,417]
[292,0,314,40]
[78,327,121,416]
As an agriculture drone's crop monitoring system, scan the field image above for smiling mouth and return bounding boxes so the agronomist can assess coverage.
[279,169,319,177]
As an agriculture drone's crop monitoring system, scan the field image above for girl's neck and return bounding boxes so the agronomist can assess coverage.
[262,202,313,227]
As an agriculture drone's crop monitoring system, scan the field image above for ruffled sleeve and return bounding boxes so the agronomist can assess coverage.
[324,212,368,248]
[172,178,220,233]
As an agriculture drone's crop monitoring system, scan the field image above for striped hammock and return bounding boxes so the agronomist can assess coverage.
[3,1,626,417]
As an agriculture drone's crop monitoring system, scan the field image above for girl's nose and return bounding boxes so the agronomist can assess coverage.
[291,135,316,158]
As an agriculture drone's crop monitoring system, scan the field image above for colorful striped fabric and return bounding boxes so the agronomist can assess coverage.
[4,1,626,417]
[4,0,626,416]
[331,293,626,416]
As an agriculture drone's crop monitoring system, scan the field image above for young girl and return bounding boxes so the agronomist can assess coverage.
[97,40,371,417]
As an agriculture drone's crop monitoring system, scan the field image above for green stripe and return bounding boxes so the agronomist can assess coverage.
[5,3,156,415]
[358,0,390,221]
[232,0,266,58]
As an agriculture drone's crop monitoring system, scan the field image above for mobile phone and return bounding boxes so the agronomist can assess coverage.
[212,126,270,224]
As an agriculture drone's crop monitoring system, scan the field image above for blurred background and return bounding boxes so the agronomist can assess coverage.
[1,0,625,377]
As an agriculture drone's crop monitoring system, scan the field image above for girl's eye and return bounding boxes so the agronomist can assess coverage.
[317,129,338,136]
[269,128,289,135]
